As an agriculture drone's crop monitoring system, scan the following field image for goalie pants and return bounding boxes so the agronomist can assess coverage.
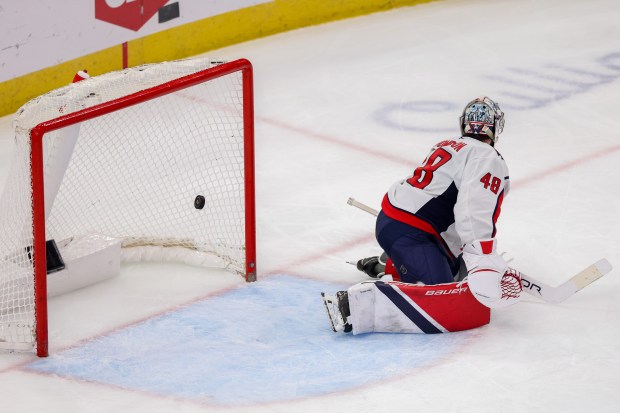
[375,211,460,285]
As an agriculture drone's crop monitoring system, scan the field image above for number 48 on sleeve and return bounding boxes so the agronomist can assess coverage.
[480,173,501,194]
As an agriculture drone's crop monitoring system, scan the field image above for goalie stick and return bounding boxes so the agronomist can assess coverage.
[346,197,612,304]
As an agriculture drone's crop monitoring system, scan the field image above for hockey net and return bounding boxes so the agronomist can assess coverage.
[0,57,255,356]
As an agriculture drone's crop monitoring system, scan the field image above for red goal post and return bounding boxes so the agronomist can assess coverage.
[1,58,256,357]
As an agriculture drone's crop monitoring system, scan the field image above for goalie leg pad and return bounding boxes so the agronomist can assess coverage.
[347,280,490,334]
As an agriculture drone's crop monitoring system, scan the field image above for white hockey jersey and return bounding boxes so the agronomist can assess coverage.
[381,136,509,259]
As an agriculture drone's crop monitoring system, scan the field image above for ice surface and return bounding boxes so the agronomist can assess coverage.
[1,0,620,412]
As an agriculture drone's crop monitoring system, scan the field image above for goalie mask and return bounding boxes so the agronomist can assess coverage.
[459,96,505,144]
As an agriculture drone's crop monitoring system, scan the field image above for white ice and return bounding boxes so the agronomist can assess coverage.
[1,0,620,411]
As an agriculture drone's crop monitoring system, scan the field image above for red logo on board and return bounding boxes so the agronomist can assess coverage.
[95,0,169,31]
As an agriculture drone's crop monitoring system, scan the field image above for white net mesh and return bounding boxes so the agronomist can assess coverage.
[0,57,252,352]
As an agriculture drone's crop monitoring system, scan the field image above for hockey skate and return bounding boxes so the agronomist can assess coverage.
[320,291,352,333]
[356,252,387,278]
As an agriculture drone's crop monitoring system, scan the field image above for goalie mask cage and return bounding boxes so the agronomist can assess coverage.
[0,58,256,356]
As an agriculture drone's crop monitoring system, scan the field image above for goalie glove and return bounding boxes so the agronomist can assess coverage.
[462,239,522,308]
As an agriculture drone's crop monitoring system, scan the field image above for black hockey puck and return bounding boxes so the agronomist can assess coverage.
[194,195,205,209]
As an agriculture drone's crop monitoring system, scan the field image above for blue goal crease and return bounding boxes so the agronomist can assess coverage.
[27,275,471,405]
